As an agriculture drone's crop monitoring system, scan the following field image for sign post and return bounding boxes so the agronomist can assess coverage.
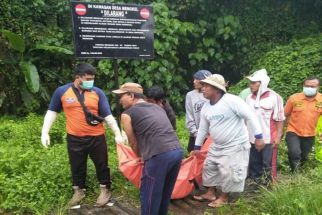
[71,1,154,59]
[71,1,154,122]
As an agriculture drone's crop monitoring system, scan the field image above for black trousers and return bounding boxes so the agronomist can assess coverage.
[285,132,314,172]
[67,134,111,189]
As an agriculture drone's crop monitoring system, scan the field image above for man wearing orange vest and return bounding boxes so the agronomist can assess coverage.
[284,76,322,172]
[41,63,124,207]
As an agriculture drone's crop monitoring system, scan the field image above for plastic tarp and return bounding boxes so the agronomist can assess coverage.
[116,137,212,199]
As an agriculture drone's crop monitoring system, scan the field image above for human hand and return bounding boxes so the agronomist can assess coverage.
[255,139,265,151]
[272,137,281,148]
[190,150,200,157]
[41,133,50,148]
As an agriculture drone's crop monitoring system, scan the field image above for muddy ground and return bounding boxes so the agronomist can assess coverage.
[68,186,254,215]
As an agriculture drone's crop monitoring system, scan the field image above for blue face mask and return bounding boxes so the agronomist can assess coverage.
[303,87,317,97]
[80,80,94,90]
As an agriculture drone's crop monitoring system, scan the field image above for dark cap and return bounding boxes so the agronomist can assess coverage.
[193,70,212,80]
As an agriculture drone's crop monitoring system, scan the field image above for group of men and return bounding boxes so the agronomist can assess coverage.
[187,69,322,208]
[41,63,322,214]
[41,63,182,215]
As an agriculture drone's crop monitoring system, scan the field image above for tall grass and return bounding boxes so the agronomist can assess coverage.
[257,169,322,215]
[0,114,321,214]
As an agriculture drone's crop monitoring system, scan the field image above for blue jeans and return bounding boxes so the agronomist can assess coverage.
[140,149,183,215]
[249,143,274,184]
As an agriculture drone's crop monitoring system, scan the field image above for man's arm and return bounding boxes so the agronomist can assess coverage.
[105,115,124,144]
[233,96,265,151]
[272,121,284,148]
[121,113,139,156]
[191,107,209,155]
[284,96,293,118]
[41,87,63,148]
[185,93,198,136]
[41,110,58,148]
[272,94,285,147]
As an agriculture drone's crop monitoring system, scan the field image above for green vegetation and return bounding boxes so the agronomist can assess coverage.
[0,114,321,214]
[1,0,322,214]
[229,34,322,101]
[209,167,322,215]
[1,0,322,115]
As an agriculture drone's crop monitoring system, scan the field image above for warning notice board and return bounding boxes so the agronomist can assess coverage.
[71,1,154,59]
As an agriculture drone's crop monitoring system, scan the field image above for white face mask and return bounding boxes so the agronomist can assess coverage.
[303,87,317,97]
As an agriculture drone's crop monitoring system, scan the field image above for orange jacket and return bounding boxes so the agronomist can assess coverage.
[284,92,322,136]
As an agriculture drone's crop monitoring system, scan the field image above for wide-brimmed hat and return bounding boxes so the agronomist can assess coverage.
[112,82,143,94]
[201,74,227,92]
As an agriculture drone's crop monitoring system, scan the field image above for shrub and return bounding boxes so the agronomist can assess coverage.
[229,34,322,100]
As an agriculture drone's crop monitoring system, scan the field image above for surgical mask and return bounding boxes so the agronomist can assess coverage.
[80,80,94,90]
[303,87,317,97]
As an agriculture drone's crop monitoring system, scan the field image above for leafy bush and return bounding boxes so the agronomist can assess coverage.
[229,34,322,100]
[0,114,189,214]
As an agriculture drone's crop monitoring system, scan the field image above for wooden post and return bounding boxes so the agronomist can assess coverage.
[113,59,121,126]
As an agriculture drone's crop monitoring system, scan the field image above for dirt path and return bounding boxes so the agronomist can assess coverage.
[68,196,211,215]
[68,183,262,215]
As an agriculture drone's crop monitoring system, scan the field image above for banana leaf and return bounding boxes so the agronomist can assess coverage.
[19,61,40,93]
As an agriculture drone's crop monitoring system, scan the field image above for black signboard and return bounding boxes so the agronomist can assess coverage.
[71,1,154,59]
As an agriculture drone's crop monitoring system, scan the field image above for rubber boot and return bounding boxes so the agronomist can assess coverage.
[69,186,86,207]
[95,184,111,207]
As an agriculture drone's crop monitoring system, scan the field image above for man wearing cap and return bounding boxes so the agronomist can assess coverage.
[41,63,124,207]
[284,76,322,172]
[185,70,212,152]
[192,74,264,208]
[246,69,285,185]
[113,82,183,215]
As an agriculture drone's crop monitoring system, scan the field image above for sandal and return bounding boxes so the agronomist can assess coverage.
[193,194,216,202]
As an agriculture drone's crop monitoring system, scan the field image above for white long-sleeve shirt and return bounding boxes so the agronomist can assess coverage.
[195,93,262,149]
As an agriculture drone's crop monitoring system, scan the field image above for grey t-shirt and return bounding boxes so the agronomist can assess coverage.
[185,89,208,136]
[124,102,182,160]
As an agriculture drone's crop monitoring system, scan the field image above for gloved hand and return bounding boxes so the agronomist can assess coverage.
[41,110,57,148]
[105,115,125,144]
[114,133,124,145]
[41,133,50,148]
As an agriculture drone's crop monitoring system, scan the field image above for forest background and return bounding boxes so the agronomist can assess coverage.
[1,0,322,114]
[0,0,322,214]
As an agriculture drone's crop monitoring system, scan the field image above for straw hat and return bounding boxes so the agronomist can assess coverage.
[200,74,227,92]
